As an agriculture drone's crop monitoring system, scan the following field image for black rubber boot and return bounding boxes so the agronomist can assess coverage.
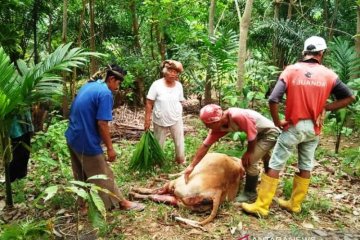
[236,175,259,203]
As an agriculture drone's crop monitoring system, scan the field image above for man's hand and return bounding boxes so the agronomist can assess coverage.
[275,119,289,129]
[316,109,326,127]
[184,165,194,184]
[107,148,117,162]
[241,151,252,168]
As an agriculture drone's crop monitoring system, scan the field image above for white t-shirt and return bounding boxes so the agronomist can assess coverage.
[147,78,185,127]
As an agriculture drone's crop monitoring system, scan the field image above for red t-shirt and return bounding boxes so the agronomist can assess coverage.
[280,62,337,134]
[203,108,277,146]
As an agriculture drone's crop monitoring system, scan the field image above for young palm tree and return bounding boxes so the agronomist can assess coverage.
[0,43,100,206]
[326,37,360,153]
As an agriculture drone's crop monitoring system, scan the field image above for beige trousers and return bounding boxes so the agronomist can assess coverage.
[246,128,280,176]
[68,146,125,210]
[153,119,185,162]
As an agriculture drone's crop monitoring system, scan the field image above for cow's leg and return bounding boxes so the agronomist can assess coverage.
[147,194,179,206]
[129,191,179,206]
[132,182,172,195]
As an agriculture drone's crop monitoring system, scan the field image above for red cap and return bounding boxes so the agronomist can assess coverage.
[199,104,223,124]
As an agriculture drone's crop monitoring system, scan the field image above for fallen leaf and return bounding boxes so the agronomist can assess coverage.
[353,210,360,216]
[334,193,349,200]
[302,222,314,229]
[237,221,243,231]
[310,211,320,222]
[56,209,66,215]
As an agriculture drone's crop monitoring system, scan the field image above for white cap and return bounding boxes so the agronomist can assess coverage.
[303,36,327,52]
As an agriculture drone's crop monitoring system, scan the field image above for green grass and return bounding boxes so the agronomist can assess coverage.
[0,219,51,240]
[339,147,360,176]
[310,174,329,187]
[282,177,293,199]
[300,193,332,217]
[285,155,297,166]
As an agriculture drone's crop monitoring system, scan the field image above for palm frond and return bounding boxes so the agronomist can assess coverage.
[21,43,102,105]
[204,29,238,77]
[0,43,102,119]
[251,19,316,64]
[0,48,21,119]
[326,37,360,83]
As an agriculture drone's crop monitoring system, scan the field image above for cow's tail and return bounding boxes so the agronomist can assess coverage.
[199,190,222,225]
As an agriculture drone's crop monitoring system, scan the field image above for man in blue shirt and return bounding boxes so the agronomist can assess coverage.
[65,64,144,211]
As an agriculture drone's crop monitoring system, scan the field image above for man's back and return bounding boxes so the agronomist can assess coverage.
[65,81,113,155]
[281,62,337,132]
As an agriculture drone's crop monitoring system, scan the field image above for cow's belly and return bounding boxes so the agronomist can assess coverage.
[171,153,242,210]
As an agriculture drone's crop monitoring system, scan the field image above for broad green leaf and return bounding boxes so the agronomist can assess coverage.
[88,200,106,232]
[65,186,89,200]
[43,186,59,202]
[69,180,89,187]
[90,190,106,219]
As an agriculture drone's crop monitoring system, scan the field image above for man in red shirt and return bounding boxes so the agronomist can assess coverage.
[184,104,280,202]
[242,36,355,217]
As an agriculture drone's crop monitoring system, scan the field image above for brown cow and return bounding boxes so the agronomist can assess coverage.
[130,153,245,225]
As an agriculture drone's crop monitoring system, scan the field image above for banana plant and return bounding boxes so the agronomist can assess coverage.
[0,43,101,207]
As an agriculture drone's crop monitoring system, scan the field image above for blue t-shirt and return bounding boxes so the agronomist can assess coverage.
[65,81,113,155]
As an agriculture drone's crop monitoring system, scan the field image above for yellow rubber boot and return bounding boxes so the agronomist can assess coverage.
[278,174,310,213]
[241,173,279,217]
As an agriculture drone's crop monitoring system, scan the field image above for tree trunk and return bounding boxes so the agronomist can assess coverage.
[31,0,47,133]
[62,0,69,118]
[47,13,52,52]
[328,0,339,41]
[272,0,284,68]
[33,0,39,64]
[89,0,97,74]
[204,0,216,105]
[71,0,87,102]
[335,130,341,154]
[237,0,254,92]
[287,0,295,20]
[130,0,145,106]
[324,0,330,35]
[1,130,13,207]
[130,0,141,52]
[356,5,360,78]
[155,23,166,61]
[150,23,156,60]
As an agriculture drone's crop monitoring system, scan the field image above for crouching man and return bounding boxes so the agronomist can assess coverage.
[184,104,280,202]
